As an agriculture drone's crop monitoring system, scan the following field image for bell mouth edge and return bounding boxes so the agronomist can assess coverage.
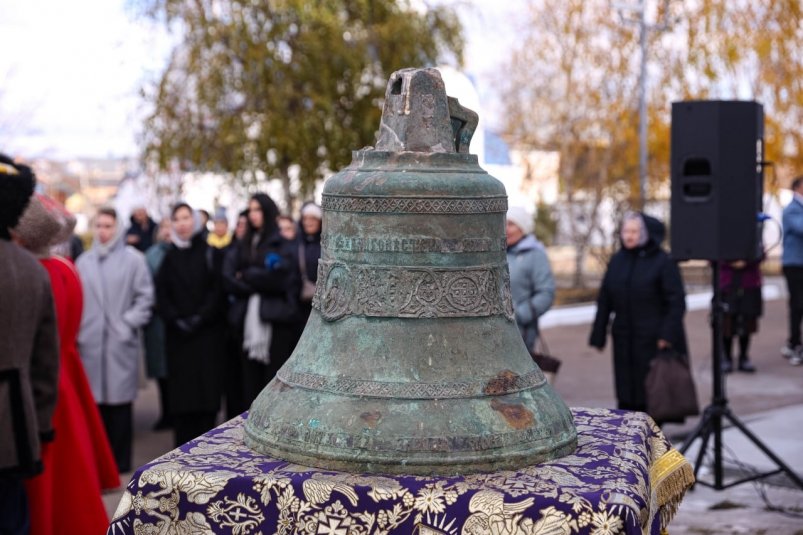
[243,423,578,476]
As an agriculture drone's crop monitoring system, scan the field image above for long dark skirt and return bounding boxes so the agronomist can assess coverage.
[240,324,296,411]
[722,286,762,337]
[166,326,224,416]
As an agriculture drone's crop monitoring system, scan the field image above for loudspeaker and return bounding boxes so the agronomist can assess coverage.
[670,100,764,261]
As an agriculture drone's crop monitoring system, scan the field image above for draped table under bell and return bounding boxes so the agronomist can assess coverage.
[108,408,693,535]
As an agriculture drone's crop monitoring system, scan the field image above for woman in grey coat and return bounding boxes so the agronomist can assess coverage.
[506,206,556,350]
[77,207,154,472]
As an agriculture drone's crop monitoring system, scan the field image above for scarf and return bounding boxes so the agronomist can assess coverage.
[243,294,272,364]
[94,226,124,258]
[208,232,232,249]
[170,210,203,249]
[620,211,649,249]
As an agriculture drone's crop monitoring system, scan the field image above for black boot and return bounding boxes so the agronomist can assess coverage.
[722,336,734,373]
[738,356,756,373]
[737,335,755,372]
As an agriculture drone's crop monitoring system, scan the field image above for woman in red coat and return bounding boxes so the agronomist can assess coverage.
[13,194,119,535]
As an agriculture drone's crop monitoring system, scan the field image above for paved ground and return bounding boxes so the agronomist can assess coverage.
[104,285,803,534]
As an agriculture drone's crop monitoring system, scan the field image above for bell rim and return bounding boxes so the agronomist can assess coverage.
[243,422,578,476]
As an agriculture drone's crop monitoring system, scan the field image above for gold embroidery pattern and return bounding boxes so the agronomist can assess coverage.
[109,408,692,535]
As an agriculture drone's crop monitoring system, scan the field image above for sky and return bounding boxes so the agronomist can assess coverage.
[1,0,172,159]
[0,0,522,160]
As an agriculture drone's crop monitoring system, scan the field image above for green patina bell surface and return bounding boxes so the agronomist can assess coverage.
[245,67,577,475]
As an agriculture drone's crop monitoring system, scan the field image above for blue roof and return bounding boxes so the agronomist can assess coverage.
[484,130,512,165]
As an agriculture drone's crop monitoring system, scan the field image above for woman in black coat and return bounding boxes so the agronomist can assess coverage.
[589,212,688,413]
[222,193,300,412]
[156,202,224,446]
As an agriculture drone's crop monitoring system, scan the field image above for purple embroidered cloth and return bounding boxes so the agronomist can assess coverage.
[108,408,692,534]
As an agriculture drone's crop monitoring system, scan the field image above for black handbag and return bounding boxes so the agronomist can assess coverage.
[645,348,700,423]
[530,332,561,383]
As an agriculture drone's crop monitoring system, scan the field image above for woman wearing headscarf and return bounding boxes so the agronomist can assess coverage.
[222,193,299,413]
[589,212,689,415]
[14,194,119,535]
[156,202,225,446]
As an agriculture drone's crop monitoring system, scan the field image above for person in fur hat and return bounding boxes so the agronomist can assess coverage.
[76,206,154,473]
[13,193,120,535]
[0,156,60,535]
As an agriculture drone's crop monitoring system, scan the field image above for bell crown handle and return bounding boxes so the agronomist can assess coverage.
[448,96,478,154]
[376,68,477,155]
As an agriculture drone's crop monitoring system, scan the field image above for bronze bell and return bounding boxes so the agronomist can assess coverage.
[245,67,577,475]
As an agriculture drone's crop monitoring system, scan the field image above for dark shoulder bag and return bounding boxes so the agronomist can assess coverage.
[530,325,561,384]
[645,348,700,423]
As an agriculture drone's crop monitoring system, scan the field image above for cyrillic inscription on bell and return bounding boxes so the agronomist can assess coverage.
[245,67,577,475]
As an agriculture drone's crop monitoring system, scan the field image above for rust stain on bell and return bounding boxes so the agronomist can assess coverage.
[244,67,577,475]
[490,399,536,430]
[483,370,521,395]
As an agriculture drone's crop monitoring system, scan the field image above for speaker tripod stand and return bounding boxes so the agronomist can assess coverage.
[679,262,803,490]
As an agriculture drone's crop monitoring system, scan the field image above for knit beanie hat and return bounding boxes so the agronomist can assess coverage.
[300,202,323,220]
[506,205,533,235]
[0,155,36,240]
[213,206,228,222]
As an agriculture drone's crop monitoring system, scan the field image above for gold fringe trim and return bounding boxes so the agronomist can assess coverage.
[650,449,695,529]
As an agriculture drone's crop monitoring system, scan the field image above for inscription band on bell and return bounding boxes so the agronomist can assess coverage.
[312,261,515,321]
[322,234,506,254]
[322,195,507,214]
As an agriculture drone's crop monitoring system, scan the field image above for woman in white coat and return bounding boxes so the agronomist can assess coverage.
[76,207,154,472]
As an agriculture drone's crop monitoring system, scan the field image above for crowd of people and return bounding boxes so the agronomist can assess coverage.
[77,195,325,471]
[3,150,802,534]
[0,155,324,534]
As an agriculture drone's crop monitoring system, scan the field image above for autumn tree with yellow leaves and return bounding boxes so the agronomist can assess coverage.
[661,0,803,190]
[497,0,650,286]
[499,0,803,285]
